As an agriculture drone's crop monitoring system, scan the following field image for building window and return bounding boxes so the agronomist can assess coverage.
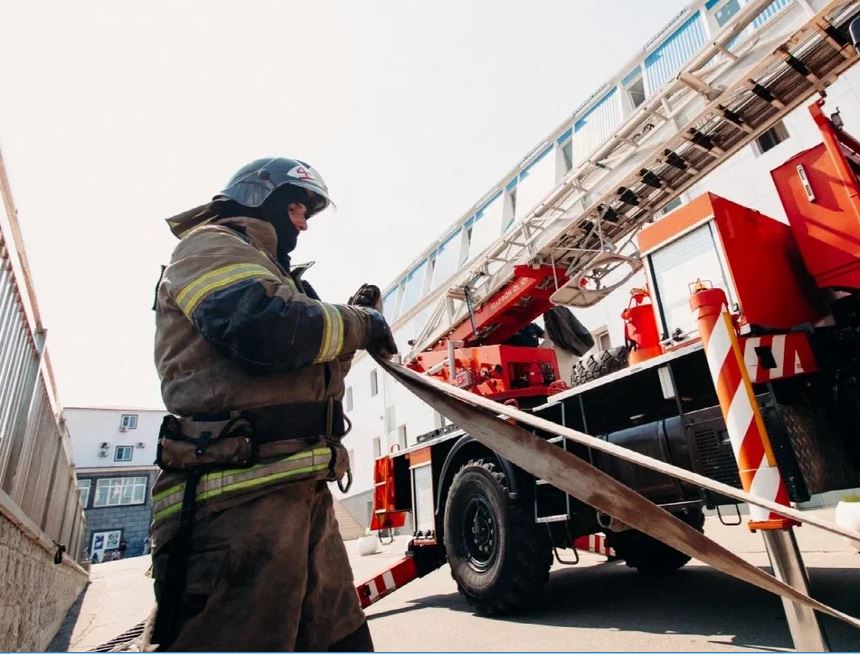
[627,77,646,109]
[385,406,397,433]
[659,196,684,217]
[373,437,382,459]
[593,328,611,351]
[753,121,790,155]
[622,66,646,111]
[93,477,148,507]
[77,479,91,507]
[714,0,741,27]
[624,74,645,109]
[560,139,573,174]
[370,370,379,397]
[120,414,138,431]
[503,187,517,229]
[345,387,353,413]
[114,445,133,462]
[397,425,407,450]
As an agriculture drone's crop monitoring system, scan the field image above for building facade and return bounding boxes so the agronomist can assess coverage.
[65,407,166,561]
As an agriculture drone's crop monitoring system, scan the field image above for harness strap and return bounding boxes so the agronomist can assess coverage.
[192,400,346,444]
[152,447,332,525]
[152,469,202,649]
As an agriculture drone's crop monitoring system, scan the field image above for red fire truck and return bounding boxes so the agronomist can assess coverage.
[360,46,860,615]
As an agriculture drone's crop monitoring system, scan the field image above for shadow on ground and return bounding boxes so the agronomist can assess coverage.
[48,582,90,652]
[367,562,860,651]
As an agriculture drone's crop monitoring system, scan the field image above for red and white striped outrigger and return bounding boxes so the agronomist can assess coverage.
[355,556,420,609]
[354,542,445,609]
[573,533,615,558]
[355,534,616,609]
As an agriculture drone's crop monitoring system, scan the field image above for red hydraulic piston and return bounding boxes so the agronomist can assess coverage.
[435,264,568,349]
[690,285,795,531]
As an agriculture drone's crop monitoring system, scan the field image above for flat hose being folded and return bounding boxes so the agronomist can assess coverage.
[376,357,860,630]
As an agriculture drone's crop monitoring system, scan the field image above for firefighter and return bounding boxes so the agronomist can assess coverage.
[145,158,396,651]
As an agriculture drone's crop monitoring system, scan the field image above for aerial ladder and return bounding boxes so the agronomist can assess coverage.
[356,0,860,611]
[400,0,859,360]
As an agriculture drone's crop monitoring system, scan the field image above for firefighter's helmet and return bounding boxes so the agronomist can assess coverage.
[215,158,332,218]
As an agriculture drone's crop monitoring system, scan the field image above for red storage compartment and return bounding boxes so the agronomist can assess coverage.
[771,99,860,292]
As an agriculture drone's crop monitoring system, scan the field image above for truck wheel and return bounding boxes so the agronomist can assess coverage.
[444,459,552,614]
[605,509,705,574]
[571,346,629,387]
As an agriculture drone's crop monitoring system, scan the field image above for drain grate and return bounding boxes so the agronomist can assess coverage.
[89,620,145,652]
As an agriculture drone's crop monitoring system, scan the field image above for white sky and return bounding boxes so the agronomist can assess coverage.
[0,0,685,410]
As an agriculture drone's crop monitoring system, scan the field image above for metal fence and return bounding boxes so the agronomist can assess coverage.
[0,148,85,563]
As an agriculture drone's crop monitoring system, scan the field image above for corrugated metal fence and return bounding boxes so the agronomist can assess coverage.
[0,148,85,563]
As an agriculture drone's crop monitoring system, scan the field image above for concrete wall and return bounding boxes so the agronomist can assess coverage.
[0,501,87,652]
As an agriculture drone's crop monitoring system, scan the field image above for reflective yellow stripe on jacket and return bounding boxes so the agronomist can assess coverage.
[313,301,345,363]
[152,447,332,524]
[175,263,279,318]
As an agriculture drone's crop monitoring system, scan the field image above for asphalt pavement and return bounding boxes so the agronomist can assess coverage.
[356,507,860,652]
[51,507,860,652]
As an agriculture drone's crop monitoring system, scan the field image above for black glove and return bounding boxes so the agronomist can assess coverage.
[357,307,398,360]
[348,283,383,313]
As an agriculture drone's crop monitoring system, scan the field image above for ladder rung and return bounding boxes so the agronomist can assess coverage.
[536,515,570,524]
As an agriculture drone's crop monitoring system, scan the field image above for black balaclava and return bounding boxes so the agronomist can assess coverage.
[211,185,305,270]
[260,185,306,270]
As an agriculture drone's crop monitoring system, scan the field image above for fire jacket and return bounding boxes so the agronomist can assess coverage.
[151,211,371,538]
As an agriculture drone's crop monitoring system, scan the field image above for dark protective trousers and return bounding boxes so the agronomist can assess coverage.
[151,479,370,651]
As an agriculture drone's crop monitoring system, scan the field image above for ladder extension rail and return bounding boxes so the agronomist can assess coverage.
[404,0,859,359]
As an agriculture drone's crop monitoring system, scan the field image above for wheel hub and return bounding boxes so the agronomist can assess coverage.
[462,496,498,571]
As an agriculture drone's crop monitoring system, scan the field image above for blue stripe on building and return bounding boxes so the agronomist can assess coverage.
[644,11,707,94]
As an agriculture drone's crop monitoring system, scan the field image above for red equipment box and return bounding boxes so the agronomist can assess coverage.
[771,99,860,292]
[415,344,560,402]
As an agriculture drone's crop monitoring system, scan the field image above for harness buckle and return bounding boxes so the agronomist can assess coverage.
[337,468,353,493]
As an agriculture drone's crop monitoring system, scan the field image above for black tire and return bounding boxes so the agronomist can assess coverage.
[570,346,629,387]
[605,509,705,574]
[443,459,552,614]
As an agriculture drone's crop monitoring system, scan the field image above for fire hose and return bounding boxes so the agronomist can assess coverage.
[375,356,860,631]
